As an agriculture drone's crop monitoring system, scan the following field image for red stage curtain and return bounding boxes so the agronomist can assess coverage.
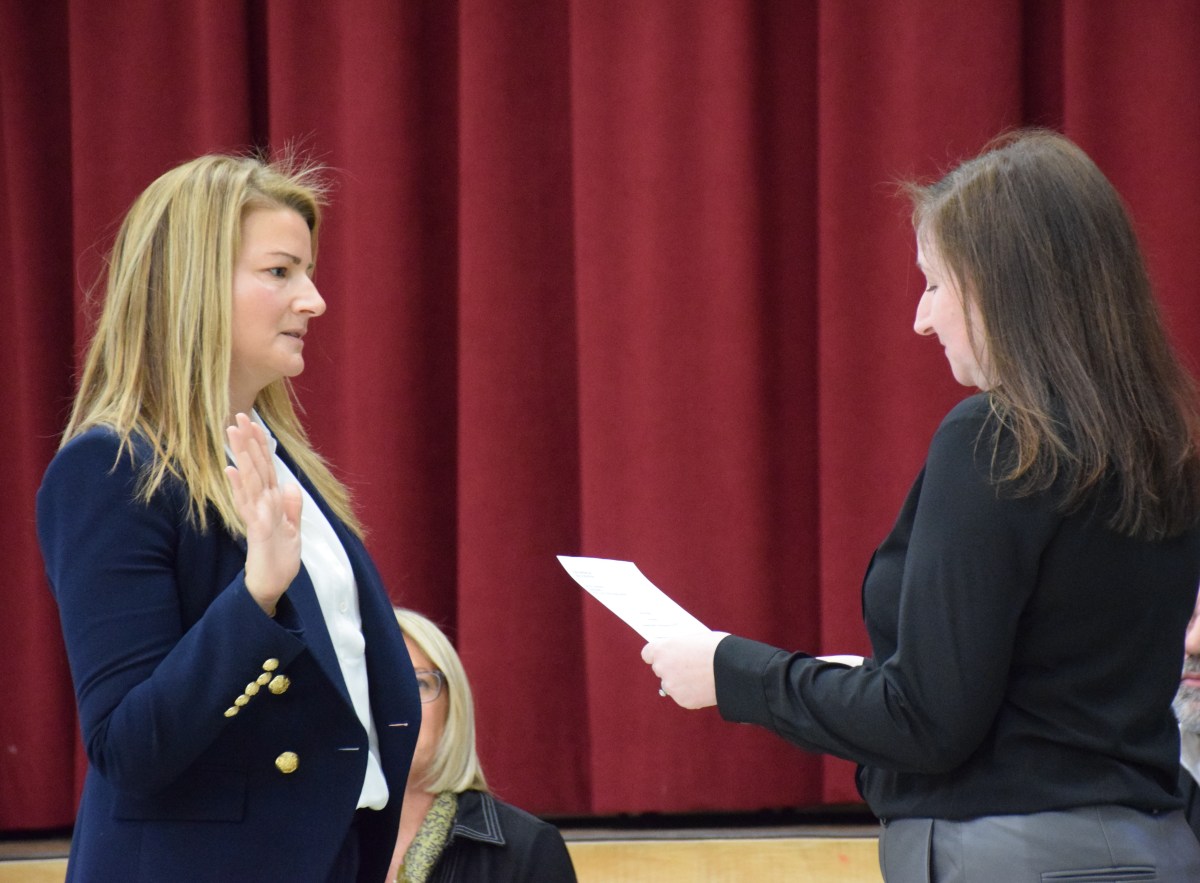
[3,0,1200,830]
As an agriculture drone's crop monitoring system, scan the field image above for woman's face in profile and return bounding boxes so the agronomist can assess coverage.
[404,635,448,790]
[913,233,992,390]
[229,206,326,413]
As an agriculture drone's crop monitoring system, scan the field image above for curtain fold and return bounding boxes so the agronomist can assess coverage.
[1061,0,1200,336]
[569,0,826,814]
[0,0,79,831]
[4,0,1199,829]
[454,0,591,811]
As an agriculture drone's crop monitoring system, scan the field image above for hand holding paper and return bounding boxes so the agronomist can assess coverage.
[557,555,720,707]
[558,554,865,709]
[640,630,724,708]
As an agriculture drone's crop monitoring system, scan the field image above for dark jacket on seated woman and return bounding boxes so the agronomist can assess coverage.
[403,789,576,882]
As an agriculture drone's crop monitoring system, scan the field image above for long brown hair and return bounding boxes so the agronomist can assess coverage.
[65,152,362,537]
[908,130,1200,540]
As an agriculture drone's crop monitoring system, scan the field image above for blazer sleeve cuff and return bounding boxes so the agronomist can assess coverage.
[236,579,303,638]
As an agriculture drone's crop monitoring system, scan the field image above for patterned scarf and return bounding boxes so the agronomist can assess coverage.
[397,791,458,883]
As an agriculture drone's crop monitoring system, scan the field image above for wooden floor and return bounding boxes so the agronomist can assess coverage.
[0,819,883,883]
[0,836,68,883]
[565,825,882,882]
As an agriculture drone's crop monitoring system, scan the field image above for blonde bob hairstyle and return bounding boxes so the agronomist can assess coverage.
[394,608,489,795]
[63,152,361,537]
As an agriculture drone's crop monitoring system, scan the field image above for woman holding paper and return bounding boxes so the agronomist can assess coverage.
[642,131,1200,880]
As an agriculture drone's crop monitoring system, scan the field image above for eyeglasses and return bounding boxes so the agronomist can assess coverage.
[414,668,445,704]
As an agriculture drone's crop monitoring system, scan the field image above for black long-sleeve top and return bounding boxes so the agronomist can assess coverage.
[715,394,1200,820]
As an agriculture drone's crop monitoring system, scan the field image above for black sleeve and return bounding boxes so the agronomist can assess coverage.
[714,403,1057,773]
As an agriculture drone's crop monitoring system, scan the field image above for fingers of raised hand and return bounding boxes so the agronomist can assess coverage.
[280,482,303,527]
[227,414,275,494]
[226,417,294,544]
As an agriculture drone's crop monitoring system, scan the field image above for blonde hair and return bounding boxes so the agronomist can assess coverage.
[63,152,361,536]
[394,608,489,795]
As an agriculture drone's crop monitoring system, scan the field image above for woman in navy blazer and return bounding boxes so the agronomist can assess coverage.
[36,153,421,882]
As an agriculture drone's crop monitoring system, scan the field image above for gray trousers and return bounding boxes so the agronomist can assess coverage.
[878,805,1200,882]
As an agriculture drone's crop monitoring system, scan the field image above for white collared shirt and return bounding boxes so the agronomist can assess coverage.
[246,413,388,809]
[1182,726,1200,786]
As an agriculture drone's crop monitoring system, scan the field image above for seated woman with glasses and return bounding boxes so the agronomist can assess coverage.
[387,608,578,882]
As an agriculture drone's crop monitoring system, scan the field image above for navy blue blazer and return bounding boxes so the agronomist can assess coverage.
[37,426,420,882]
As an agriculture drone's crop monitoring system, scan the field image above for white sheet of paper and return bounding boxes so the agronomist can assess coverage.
[557,555,710,642]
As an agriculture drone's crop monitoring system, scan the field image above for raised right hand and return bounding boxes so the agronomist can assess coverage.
[225,413,302,615]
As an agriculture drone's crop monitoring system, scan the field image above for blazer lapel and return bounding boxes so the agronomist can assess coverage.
[282,564,354,708]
